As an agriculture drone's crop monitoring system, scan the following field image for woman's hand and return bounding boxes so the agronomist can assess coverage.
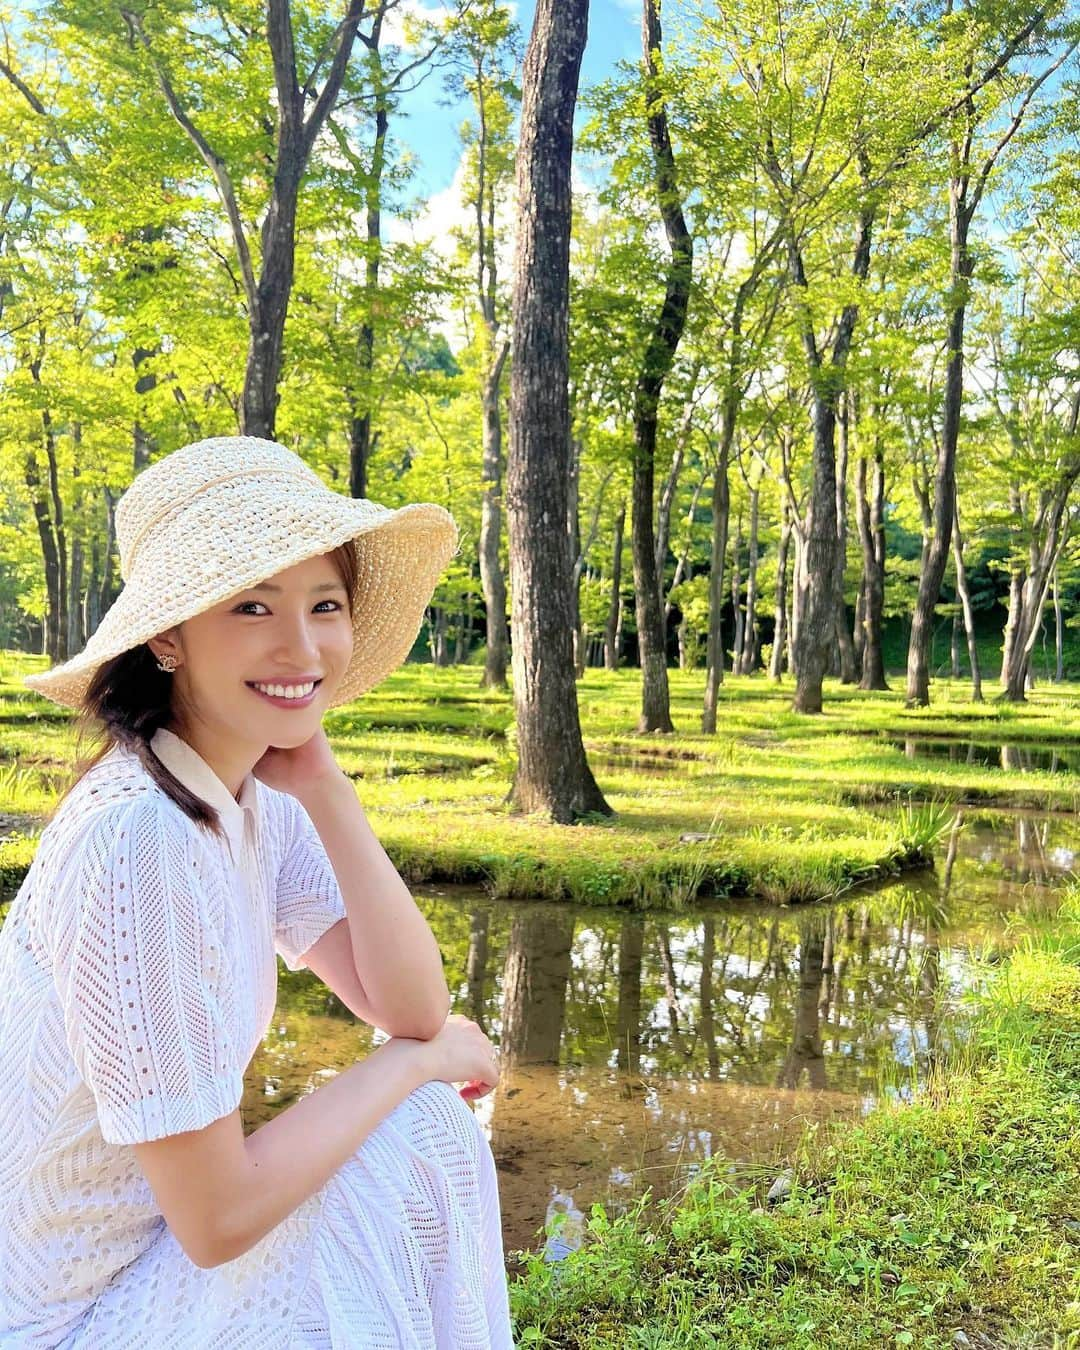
[409,1013,500,1102]
[251,725,347,800]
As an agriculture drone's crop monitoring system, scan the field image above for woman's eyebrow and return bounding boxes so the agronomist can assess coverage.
[248,581,347,594]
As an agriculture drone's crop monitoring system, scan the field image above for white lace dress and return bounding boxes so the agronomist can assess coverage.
[0,728,514,1347]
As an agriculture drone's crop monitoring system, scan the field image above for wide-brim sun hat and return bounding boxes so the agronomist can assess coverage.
[23,435,460,712]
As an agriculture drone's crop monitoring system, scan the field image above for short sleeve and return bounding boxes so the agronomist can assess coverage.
[50,797,245,1146]
[274,796,347,973]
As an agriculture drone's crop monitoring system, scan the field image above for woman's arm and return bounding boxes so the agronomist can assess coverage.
[295,771,451,1041]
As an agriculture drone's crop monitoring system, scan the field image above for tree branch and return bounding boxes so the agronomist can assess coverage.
[119,8,258,313]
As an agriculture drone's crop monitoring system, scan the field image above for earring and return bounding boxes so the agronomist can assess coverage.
[155,653,178,673]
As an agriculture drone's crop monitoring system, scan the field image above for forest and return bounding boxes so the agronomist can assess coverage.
[3,2,1080,1343]
[2,0,1077,737]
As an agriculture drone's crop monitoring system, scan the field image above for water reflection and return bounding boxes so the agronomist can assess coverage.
[238,804,1073,1260]
[891,737,1080,775]
[0,802,1070,1264]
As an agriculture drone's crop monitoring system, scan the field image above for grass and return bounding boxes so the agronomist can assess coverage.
[506,890,1080,1347]
[7,647,1080,906]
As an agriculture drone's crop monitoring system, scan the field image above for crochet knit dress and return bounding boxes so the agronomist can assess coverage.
[0,728,514,1348]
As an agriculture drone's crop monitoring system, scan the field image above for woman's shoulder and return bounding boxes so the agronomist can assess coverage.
[37,744,211,879]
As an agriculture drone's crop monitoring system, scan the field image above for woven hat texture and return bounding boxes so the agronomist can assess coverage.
[23,436,459,712]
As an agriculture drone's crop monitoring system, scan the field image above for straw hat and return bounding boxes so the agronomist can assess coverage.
[23,435,460,712]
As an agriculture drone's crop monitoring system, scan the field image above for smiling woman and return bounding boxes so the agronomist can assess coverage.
[2,435,513,1348]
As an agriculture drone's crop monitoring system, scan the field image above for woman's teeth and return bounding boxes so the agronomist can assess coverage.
[250,681,317,699]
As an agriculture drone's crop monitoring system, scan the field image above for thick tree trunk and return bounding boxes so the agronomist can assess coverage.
[605,501,626,670]
[792,398,843,713]
[631,0,693,734]
[505,0,610,821]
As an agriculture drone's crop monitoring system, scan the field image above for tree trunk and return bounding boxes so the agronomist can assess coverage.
[129,0,365,441]
[605,501,626,670]
[769,497,791,681]
[631,0,693,734]
[701,433,730,733]
[479,341,511,688]
[731,513,744,672]
[951,485,982,701]
[834,397,857,683]
[906,186,970,705]
[1054,564,1063,682]
[738,486,760,674]
[501,907,575,1067]
[505,0,610,821]
[856,447,889,689]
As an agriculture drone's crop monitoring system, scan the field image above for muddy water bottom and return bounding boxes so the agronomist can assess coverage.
[248,804,1072,1261]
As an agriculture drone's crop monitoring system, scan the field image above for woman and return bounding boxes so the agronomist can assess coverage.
[0,435,514,1347]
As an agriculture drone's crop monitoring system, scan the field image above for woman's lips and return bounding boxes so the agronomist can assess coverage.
[245,680,322,708]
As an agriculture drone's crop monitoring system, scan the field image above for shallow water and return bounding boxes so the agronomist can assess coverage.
[246,804,1072,1260]
[885,736,1080,775]
[1,800,1070,1261]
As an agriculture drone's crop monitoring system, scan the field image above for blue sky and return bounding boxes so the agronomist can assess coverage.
[395,0,643,199]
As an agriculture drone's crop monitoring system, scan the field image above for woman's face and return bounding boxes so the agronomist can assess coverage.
[153,551,355,752]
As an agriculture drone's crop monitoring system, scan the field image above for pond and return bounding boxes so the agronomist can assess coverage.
[884,736,1080,775]
[248,804,1074,1263]
[0,801,1072,1264]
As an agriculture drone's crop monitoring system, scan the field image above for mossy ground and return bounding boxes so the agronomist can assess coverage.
[6,649,1080,903]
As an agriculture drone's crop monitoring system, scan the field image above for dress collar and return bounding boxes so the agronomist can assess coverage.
[149,726,259,863]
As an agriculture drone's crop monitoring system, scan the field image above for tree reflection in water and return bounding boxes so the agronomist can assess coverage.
[253,805,1073,1259]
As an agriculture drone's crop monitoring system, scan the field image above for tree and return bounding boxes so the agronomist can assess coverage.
[505,0,611,821]
[906,1,1076,706]
[100,0,366,439]
[628,0,693,733]
[447,1,520,689]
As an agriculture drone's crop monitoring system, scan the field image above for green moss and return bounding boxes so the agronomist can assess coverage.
[7,649,1080,907]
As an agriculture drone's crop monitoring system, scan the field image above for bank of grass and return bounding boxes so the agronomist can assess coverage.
[5,647,1080,904]
[508,894,1080,1347]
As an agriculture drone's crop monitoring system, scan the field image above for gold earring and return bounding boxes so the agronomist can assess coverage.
[156,653,178,673]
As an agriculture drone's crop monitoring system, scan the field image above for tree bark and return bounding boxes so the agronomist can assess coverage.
[505,0,610,821]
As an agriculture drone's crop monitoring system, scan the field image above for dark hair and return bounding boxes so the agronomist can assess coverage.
[47,540,359,841]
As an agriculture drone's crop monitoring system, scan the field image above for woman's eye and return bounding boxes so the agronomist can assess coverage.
[235,601,342,615]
